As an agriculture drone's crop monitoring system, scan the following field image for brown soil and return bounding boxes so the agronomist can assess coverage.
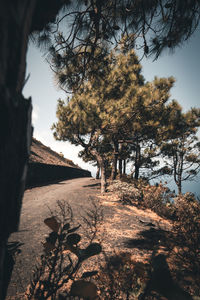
[92,192,199,299]
[30,138,80,168]
[97,193,171,259]
[6,180,199,299]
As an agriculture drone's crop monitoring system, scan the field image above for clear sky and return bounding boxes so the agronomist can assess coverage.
[23,30,200,193]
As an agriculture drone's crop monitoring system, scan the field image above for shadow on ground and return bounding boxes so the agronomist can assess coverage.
[3,242,23,299]
[83,183,101,189]
[124,227,170,251]
[25,179,70,190]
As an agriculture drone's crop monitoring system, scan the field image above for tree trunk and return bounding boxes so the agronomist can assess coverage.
[118,159,122,178]
[177,183,182,195]
[90,150,107,193]
[96,163,100,179]
[123,159,126,175]
[176,176,182,195]
[0,1,70,298]
[111,159,117,180]
[177,154,183,195]
[118,143,123,179]
[134,164,140,180]
[0,2,36,298]
[173,159,182,195]
[134,140,140,180]
[100,162,107,193]
[111,140,118,180]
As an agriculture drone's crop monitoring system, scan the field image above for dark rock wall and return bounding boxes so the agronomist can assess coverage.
[26,162,91,188]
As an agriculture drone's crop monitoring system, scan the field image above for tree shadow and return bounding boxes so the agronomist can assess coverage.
[139,253,193,300]
[3,241,23,299]
[123,227,193,299]
[83,183,101,189]
[26,179,70,189]
[124,227,169,251]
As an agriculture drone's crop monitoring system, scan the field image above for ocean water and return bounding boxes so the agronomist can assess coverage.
[92,164,199,198]
[151,176,200,198]
[175,180,199,198]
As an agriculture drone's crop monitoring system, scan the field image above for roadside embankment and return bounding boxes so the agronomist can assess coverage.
[26,162,91,188]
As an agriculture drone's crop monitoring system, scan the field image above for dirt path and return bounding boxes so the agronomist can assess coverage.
[6,178,172,299]
[6,177,100,298]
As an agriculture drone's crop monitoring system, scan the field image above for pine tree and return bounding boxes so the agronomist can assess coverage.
[119,76,175,180]
[160,102,200,194]
[1,1,200,298]
[52,44,176,189]
[52,44,145,192]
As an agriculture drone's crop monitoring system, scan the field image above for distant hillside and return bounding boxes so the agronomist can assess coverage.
[26,138,91,188]
[30,138,80,169]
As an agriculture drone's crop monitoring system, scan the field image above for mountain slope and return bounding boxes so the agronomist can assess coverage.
[26,138,91,188]
[30,138,80,168]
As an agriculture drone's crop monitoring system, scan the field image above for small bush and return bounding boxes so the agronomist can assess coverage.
[108,180,175,219]
[141,183,175,219]
[172,193,200,279]
[25,201,102,299]
[96,252,150,299]
[108,180,142,205]
[120,175,149,186]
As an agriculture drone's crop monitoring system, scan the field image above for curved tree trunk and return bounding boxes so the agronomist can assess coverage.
[0,2,36,298]
[96,163,100,179]
[90,150,107,193]
[111,140,119,180]
[0,1,71,298]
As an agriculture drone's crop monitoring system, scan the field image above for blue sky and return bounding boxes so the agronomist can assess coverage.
[23,30,200,193]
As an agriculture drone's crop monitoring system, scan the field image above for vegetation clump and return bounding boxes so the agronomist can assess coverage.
[25,201,102,299]
[107,179,142,205]
[141,183,175,219]
[96,252,150,299]
[171,193,200,292]
[107,179,175,219]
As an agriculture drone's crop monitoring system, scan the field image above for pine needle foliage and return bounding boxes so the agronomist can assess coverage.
[160,103,200,194]
[33,1,200,80]
[52,42,176,190]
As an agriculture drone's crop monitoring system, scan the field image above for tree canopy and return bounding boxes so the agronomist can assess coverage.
[32,0,200,91]
[52,44,176,191]
[160,102,200,194]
